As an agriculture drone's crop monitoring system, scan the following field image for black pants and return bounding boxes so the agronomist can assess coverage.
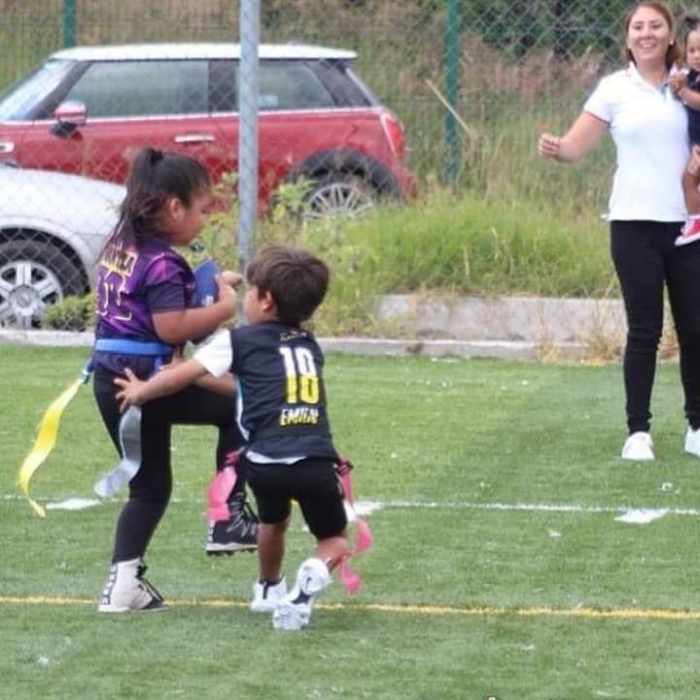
[94,369,243,562]
[611,220,700,433]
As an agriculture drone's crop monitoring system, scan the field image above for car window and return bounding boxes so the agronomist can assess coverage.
[0,59,75,121]
[209,60,237,113]
[313,62,375,107]
[259,62,335,110]
[64,60,209,118]
[209,60,335,113]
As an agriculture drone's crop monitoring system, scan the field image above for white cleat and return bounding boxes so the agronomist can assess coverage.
[250,577,287,613]
[97,558,167,613]
[272,558,331,631]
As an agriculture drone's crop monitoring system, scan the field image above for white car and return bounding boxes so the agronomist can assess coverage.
[0,164,124,328]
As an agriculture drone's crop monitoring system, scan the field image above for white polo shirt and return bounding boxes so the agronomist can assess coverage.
[584,63,689,222]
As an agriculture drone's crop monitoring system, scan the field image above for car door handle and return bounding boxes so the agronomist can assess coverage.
[173,134,216,144]
[0,142,16,153]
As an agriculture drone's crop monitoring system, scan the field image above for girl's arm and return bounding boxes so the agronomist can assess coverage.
[153,275,237,345]
[538,112,608,164]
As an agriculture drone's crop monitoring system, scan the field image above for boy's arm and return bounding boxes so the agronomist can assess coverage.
[114,359,210,410]
[194,372,236,396]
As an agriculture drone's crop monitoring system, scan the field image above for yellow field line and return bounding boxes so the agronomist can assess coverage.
[3,595,700,621]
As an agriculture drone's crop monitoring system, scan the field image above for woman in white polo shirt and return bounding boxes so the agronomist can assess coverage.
[539,1,700,462]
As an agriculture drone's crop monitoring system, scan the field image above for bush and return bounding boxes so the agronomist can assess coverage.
[42,294,95,332]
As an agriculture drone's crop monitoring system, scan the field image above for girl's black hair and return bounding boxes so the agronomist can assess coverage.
[107,147,211,247]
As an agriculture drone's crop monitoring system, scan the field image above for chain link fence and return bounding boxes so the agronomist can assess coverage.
[0,0,667,329]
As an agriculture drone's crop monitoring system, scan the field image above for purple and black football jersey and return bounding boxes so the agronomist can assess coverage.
[93,237,196,377]
[195,321,338,463]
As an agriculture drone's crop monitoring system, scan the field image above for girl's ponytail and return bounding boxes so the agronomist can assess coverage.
[106,147,211,248]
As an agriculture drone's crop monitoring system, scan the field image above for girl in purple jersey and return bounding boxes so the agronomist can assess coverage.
[94,148,257,613]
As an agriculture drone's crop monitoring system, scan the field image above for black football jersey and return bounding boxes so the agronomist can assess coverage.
[224,321,338,462]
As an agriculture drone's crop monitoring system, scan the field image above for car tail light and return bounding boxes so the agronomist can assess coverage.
[380,111,406,161]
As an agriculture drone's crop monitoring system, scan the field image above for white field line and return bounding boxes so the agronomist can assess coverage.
[3,493,700,519]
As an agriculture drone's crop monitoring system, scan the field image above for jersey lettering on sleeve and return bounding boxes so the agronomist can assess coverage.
[97,243,138,322]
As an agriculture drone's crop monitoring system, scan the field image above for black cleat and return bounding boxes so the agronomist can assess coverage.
[206,492,259,555]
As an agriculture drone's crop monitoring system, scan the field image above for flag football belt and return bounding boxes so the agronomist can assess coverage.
[18,338,173,516]
[92,338,173,499]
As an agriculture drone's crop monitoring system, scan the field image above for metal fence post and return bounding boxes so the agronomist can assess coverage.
[444,0,461,185]
[63,0,76,48]
[238,0,260,282]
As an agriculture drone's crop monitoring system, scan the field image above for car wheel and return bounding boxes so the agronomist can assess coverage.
[305,173,377,219]
[0,240,85,329]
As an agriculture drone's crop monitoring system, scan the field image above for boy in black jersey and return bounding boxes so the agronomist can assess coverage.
[115,245,348,630]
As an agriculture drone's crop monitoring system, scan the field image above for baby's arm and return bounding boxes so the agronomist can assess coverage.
[681,87,700,111]
[684,146,700,215]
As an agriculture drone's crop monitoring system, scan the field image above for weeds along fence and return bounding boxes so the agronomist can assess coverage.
[0,0,659,331]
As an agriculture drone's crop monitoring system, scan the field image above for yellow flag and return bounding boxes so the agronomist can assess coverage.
[18,378,83,518]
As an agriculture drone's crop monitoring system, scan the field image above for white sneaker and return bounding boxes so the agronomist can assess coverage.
[621,431,654,461]
[685,427,700,457]
[272,558,331,631]
[97,558,167,613]
[250,577,287,613]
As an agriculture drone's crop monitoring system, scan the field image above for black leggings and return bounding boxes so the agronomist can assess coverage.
[94,369,243,562]
[611,220,700,433]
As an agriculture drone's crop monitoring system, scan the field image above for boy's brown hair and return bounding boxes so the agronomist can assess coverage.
[247,245,330,325]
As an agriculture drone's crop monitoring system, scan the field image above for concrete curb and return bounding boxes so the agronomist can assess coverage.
[0,329,585,361]
[0,296,629,361]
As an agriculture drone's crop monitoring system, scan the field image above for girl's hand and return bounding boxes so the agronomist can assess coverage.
[216,274,238,315]
[538,133,561,159]
[114,367,146,412]
[220,270,243,289]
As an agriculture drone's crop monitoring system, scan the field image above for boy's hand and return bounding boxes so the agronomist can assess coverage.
[114,367,146,412]
[538,133,561,159]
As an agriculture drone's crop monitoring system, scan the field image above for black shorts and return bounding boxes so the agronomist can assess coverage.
[245,456,347,539]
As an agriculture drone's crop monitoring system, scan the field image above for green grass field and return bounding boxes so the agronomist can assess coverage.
[3,345,700,699]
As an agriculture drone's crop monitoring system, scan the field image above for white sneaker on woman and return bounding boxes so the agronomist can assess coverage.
[621,432,654,461]
[685,427,700,458]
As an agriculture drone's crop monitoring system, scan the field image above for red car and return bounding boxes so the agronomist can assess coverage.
[0,43,416,217]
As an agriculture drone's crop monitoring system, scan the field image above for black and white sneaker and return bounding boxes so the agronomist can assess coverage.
[206,492,259,555]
